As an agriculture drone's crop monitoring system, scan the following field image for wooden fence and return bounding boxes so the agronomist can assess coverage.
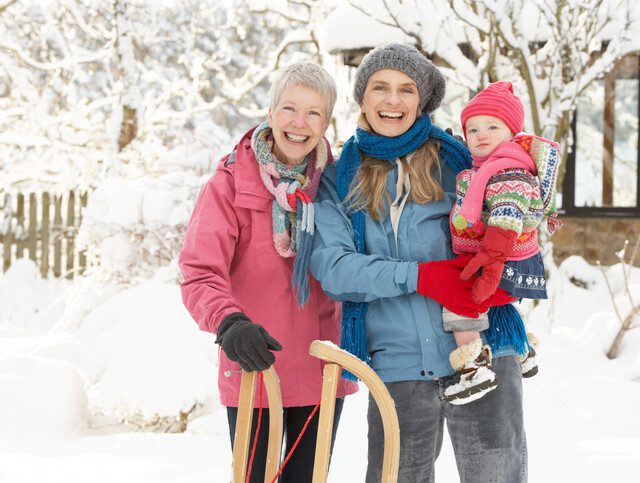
[0,191,89,279]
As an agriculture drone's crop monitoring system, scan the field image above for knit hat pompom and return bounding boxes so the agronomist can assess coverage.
[460,81,525,137]
[353,43,446,114]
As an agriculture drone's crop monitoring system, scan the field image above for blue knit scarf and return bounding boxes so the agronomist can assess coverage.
[335,114,529,379]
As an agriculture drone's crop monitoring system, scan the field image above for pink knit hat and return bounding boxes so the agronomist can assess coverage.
[460,81,525,138]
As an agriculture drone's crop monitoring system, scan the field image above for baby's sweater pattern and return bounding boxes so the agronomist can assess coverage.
[451,167,544,260]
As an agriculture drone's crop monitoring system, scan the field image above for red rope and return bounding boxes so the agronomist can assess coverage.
[270,399,321,483]
[244,371,322,483]
[245,372,264,483]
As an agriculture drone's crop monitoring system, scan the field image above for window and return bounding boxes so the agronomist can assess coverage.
[563,53,640,216]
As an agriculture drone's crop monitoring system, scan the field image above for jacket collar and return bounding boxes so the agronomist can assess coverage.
[233,127,272,201]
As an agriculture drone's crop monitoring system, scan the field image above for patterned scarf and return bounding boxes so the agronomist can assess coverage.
[336,114,473,372]
[251,121,330,305]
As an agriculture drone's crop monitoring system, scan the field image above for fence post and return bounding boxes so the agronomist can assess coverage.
[2,193,13,271]
[53,194,63,278]
[79,191,88,275]
[41,192,50,278]
[28,193,37,262]
[15,193,25,259]
[66,190,76,279]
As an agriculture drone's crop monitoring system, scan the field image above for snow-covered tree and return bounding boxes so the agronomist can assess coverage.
[240,0,359,140]
[0,0,323,190]
[0,0,115,191]
[71,0,336,284]
[345,0,640,180]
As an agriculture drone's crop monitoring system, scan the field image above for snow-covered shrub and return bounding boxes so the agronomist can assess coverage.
[560,255,604,289]
[77,282,218,432]
[76,147,213,285]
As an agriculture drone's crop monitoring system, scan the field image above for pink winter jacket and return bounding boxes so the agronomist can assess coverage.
[179,129,358,408]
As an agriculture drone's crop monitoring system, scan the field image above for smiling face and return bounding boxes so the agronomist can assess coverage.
[360,69,420,137]
[464,115,514,157]
[268,83,328,166]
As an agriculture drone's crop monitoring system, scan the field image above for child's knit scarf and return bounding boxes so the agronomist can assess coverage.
[335,114,473,374]
[452,141,536,233]
[251,121,330,305]
[452,134,562,236]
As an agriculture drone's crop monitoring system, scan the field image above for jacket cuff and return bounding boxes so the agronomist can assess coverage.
[396,262,418,294]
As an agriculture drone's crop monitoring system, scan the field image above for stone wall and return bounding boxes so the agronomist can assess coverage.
[552,216,640,266]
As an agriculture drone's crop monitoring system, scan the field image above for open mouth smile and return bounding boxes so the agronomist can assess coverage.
[378,111,405,120]
[285,132,309,143]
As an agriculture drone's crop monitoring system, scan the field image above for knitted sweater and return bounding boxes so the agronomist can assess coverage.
[450,161,544,261]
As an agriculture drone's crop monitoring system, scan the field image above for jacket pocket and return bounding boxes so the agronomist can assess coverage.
[234,192,271,212]
[235,192,274,240]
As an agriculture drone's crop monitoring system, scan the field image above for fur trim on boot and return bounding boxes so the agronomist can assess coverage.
[449,338,483,371]
[518,331,539,378]
[444,341,497,405]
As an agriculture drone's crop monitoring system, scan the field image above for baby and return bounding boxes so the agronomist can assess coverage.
[443,81,561,404]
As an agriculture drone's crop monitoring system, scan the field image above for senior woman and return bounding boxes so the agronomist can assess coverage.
[179,62,357,483]
[310,44,527,482]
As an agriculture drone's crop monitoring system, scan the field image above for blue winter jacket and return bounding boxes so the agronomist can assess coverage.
[310,160,516,383]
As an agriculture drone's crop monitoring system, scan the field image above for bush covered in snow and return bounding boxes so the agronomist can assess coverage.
[76,169,208,285]
[78,282,218,431]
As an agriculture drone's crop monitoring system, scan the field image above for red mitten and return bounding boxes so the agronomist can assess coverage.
[460,226,518,303]
[417,257,488,317]
[484,287,518,306]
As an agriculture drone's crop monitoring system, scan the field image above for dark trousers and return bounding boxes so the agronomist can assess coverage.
[227,398,344,483]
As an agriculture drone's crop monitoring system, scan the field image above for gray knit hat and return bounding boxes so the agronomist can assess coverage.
[353,43,446,114]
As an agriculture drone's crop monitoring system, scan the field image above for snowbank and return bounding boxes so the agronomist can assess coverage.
[0,354,88,440]
[78,281,219,427]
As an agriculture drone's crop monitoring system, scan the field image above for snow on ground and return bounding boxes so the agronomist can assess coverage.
[0,256,639,482]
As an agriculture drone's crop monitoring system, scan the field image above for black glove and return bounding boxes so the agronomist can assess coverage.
[215,313,282,372]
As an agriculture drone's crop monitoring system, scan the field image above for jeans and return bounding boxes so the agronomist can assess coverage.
[366,356,527,483]
[227,398,344,483]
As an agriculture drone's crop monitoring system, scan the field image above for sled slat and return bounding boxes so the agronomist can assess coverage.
[232,371,257,483]
[309,341,400,483]
[231,367,282,483]
[312,363,340,483]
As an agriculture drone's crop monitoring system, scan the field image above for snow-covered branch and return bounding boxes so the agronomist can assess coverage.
[0,40,113,71]
[349,0,639,183]
[0,0,18,14]
[598,236,640,359]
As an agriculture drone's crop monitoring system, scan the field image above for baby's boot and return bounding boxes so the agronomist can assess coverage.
[443,339,497,405]
[519,332,539,378]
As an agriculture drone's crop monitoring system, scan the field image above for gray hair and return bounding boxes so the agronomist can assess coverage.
[269,61,337,122]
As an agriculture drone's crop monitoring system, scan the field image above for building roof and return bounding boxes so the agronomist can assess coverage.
[320,2,640,54]
[319,4,415,54]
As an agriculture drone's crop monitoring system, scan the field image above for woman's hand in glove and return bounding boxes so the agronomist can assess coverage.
[215,313,282,372]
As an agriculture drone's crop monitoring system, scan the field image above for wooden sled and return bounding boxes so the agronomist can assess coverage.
[231,340,400,483]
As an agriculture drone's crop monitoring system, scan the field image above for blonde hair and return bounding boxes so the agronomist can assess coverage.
[345,114,445,221]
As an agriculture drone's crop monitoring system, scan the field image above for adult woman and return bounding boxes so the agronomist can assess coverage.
[179,62,357,483]
[310,44,527,482]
